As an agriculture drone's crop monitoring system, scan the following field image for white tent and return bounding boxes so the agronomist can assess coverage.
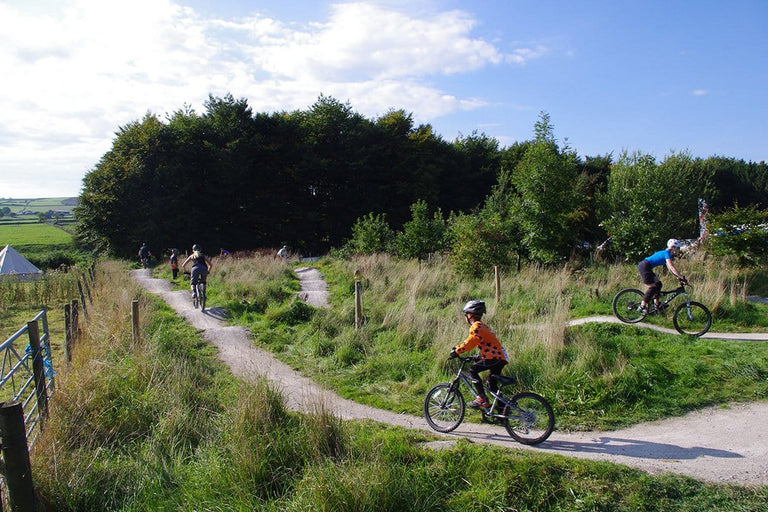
[0,245,43,280]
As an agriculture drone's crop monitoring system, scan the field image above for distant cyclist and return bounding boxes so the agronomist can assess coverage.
[181,244,213,299]
[138,242,152,268]
[638,238,687,313]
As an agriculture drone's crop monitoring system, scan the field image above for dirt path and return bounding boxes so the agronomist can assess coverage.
[132,268,768,486]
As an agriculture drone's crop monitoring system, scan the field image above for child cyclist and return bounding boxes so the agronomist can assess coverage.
[450,300,508,409]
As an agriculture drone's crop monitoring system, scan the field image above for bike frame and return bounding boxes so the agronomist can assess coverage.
[657,285,684,306]
[653,283,691,313]
[449,356,522,420]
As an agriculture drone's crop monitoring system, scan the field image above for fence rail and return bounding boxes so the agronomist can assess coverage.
[1,309,55,442]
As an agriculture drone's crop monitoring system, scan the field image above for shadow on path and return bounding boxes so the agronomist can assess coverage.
[542,437,742,460]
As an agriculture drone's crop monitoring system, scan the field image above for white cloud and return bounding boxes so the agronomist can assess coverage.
[0,0,544,197]
[692,89,707,96]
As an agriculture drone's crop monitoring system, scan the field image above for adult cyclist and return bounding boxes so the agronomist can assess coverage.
[449,300,508,409]
[638,238,687,313]
[181,244,213,300]
[138,242,152,268]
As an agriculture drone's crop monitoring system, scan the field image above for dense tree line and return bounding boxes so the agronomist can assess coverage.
[76,94,499,257]
[76,94,768,267]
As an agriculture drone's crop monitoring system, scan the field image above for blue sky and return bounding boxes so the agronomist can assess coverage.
[1,0,766,198]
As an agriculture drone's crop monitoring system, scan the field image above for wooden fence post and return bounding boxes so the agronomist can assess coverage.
[26,321,49,427]
[494,266,501,303]
[81,272,92,303]
[131,300,140,345]
[354,281,363,329]
[70,300,79,346]
[0,402,37,512]
[77,281,88,320]
[63,303,72,366]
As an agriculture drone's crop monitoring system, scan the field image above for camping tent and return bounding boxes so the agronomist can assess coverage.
[0,245,43,280]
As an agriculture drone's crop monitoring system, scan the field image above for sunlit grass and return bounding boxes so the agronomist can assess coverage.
[23,258,768,510]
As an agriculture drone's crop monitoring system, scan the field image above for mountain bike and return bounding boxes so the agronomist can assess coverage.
[424,355,555,445]
[612,279,712,336]
[184,271,207,312]
[192,278,206,311]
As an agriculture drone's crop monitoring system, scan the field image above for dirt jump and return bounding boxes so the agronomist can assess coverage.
[132,268,768,486]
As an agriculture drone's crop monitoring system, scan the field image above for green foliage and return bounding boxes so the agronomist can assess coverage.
[267,299,314,325]
[344,212,395,255]
[394,200,447,260]
[27,258,768,510]
[448,211,521,277]
[76,95,501,258]
[598,151,706,260]
[705,204,768,265]
[479,111,589,264]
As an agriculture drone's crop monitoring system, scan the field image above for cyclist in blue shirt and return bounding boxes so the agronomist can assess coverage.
[638,239,687,313]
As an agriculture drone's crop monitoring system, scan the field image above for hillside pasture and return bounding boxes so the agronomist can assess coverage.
[0,223,74,249]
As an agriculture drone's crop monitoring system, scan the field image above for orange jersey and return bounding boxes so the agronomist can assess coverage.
[454,321,508,361]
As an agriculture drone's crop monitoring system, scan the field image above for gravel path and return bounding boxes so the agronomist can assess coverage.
[132,268,768,486]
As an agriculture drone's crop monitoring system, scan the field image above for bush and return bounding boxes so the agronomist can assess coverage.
[705,204,768,265]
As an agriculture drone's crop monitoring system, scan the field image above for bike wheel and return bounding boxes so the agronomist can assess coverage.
[200,283,206,311]
[612,288,647,323]
[673,301,712,337]
[424,383,465,433]
[192,286,199,309]
[502,392,555,445]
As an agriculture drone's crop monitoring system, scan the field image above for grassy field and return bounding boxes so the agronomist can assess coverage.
[0,222,74,248]
[27,260,768,510]
[184,252,768,433]
[0,197,77,230]
[0,197,77,214]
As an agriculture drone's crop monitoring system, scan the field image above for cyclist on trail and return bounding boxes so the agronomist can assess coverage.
[138,243,152,267]
[181,244,213,299]
[450,300,508,410]
[638,239,687,313]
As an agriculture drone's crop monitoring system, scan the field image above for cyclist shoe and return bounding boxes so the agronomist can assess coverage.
[638,305,648,315]
[468,397,490,409]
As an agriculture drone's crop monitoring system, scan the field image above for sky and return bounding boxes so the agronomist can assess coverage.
[1,0,767,199]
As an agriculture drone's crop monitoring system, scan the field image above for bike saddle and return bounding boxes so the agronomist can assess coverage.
[490,374,516,386]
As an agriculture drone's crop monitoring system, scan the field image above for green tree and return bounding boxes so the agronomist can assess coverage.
[448,211,521,277]
[345,213,395,255]
[704,204,768,265]
[75,113,165,254]
[508,112,588,263]
[395,200,447,261]
[598,151,707,260]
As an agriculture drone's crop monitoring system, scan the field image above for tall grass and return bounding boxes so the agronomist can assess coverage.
[220,253,768,431]
[26,259,768,510]
[0,271,80,314]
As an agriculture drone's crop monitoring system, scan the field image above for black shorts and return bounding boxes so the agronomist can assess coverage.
[190,266,208,285]
[638,260,658,286]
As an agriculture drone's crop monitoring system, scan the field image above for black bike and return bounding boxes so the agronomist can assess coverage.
[192,278,206,311]
[424,355,555,445]
[612,279,712,337]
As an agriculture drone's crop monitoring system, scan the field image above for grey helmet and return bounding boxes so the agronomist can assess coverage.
[192,244,201,252]
[462,300,486,317]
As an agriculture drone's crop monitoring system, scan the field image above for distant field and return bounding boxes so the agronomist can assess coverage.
[0,197,78,229]
[0,223,74,247]
[0,197,78,214]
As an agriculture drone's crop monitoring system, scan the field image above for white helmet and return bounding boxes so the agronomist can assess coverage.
[667,238,683,249]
